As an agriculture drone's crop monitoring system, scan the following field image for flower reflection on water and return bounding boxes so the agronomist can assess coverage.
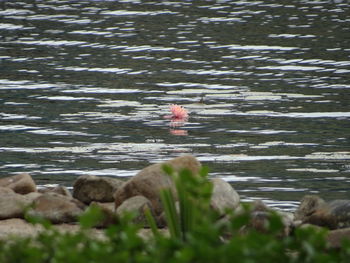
[166,105,189,136]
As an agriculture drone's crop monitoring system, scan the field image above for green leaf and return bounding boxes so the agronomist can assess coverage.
[160,188,181,239]
[162,164,174,176]
[144,207,160,238]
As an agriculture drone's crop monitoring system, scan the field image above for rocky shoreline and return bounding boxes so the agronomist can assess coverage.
[0,155,349,248]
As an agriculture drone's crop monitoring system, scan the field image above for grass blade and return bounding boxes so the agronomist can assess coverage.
[144,208,160,238]
[160,188,181,239]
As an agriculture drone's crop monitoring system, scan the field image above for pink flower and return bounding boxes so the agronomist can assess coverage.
[170,104,188,119]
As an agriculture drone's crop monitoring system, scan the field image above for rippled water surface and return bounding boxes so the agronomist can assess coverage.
[1,0,350,210]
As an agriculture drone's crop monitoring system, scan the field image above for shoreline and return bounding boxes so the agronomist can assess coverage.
[1,155,349,248]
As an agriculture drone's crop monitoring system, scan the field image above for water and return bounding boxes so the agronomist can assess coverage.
[1,0,349,211]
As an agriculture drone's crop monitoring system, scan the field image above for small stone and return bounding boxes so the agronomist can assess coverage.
[73,175,124,204]
[0,173,36,194]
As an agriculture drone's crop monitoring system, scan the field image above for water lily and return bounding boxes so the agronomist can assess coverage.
[162,104,189,136]
[169,104,188,119]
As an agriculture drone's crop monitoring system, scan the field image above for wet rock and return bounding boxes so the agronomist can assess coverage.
[116,195,155,226]
[39,185,72,197]
[114,155,201,215]
[28,193,85,223]
[210,178,240,215]
[0,192,36,219]
[73,175,124,204]
[295,195,350,229]
[0,173,36,194]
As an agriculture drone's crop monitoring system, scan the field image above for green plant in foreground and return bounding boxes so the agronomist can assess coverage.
[1,165,350,262]
[157,165,215,241]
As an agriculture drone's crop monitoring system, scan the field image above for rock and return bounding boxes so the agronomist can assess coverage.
[293,224,350,249]
[295,195,350,229]
[24,192,42,202]
[28,193,85,223]
[294,195,326,222]
[237,200,293,236]
[327,227,350,249]
[116,195,154,226]
[277,210,295,236]
[0,192,33,219]
[0,186,15,194]
[210,178,240,215]
[91,202,115,213]
[89,202,117,227]
[247,200,270,233]
[0,218,43,240]
[114,155,201,215]
[73,175,124,204]
[0,173,36,194]
[0,218,158,241]
[0,218,106,241]
[39,185,72,197]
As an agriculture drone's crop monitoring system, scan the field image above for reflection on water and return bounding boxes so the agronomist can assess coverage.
[1,0,350,210]
[169,119,188,136]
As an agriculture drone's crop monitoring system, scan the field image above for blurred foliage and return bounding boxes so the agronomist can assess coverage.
[1,166,350,262]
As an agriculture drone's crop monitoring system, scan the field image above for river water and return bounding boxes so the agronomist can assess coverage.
[1,0,349,210]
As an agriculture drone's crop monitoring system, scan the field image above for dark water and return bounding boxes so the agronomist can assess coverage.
[1,0,350,210]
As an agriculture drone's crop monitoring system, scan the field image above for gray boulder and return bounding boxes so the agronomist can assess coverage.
[210,178,240,215]
[114,155,201,215]
[73,175,124,204]
[0,173,36,194]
